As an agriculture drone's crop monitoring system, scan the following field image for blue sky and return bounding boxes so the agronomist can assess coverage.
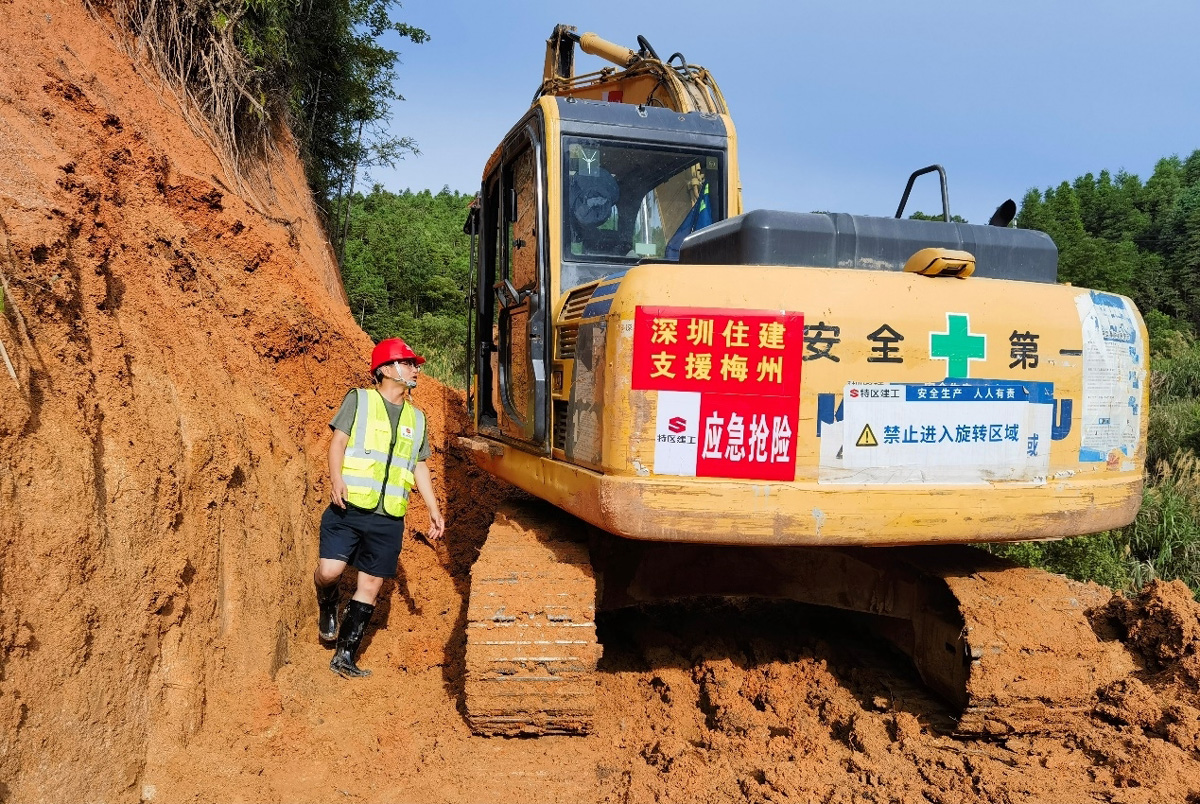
[371,1,1200,225]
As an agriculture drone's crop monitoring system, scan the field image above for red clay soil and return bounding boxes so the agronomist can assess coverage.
[3,4,1200,803]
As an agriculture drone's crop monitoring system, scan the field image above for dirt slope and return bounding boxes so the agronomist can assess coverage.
[0,1,401,799]
[3,4,1200,804]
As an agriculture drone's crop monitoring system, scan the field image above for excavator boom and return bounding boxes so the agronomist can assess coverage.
[539,24,728,115]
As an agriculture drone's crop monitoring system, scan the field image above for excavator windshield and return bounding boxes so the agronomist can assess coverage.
[563,136,724,263]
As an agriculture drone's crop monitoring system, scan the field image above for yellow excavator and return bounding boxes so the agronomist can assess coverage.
[458,24,1148,736]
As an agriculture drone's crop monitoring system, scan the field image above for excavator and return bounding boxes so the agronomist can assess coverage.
[458,24,1148,737]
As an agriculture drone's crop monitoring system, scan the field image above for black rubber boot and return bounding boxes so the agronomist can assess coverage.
[316,581,340,642]
[330,599,375,678]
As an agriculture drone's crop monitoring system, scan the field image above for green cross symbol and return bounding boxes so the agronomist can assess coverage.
[930,313,986,378]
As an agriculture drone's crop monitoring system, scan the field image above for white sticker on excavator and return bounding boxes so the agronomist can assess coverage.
[652,391,701,476]
[819,381,1054,485]
[1075,291,1144,465]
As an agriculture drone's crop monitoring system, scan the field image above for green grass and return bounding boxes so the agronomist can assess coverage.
[1124,455,1200,591]
[989,532,1134,591]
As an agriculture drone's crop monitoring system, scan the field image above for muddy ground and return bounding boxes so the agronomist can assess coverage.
[3,3,1200,803]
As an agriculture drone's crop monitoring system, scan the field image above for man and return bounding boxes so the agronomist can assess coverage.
[313,337,445,678]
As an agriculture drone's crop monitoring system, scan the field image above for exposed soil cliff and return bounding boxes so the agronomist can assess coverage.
[0,1,450,799]
[4,4,1200,804]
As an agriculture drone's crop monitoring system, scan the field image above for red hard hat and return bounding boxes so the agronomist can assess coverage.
[370,337,425,373]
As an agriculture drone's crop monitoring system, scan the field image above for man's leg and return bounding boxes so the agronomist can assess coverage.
[314,559,347,642]
[315,558,348,587]
[331,570,385,678]
[317,503,360,642]
[352,571,385,604]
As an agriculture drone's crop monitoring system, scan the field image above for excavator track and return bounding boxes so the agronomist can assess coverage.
[913,549,1136,736]
[464,503,602,736]
[597,540,1135,737]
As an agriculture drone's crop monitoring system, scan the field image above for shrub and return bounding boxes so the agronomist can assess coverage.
[100,0,426,217]
[1124,452,1200,592]
[1147,398,1200,473]
[989,534,1133,591]
[990,452,1200,598]
[1152,331,1200,400]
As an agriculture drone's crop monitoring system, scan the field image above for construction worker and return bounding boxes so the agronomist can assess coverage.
[313,337,445,678]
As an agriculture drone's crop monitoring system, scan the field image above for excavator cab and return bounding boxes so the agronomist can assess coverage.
[565,139,719,260]
[467,93,736,452]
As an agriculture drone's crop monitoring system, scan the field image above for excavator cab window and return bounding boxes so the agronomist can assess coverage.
[564,138,723,268]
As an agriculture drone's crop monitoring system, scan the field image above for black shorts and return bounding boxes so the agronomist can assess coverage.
[319,504,405,578]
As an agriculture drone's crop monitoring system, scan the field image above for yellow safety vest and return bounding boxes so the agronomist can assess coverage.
[341,389,425,517]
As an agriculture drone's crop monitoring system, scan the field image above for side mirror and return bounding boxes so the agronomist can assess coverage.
[462,203,480,235]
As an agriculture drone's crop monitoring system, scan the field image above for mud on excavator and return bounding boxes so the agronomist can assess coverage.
[458,24,1148,737]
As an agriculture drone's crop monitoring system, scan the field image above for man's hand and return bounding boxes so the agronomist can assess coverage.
[427,510,445,542]
[328,428,350,508]
[413,461,444,543]
[330,476,348,508]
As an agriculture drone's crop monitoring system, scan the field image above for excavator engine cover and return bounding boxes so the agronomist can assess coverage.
[679,210,1058,283]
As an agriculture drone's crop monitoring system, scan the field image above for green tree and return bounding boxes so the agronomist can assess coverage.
[340,186,475,384]
[1167,185,1200,327]
[282,1,429,242]
[107,0,427,237]
[907,211,969,223]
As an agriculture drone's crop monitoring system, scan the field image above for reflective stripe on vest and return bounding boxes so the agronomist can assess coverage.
[341,389,426,517]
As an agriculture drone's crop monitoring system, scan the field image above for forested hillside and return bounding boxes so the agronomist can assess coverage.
[997,150,1200,593]
[1017,151,1200,341]
[338,186,474,381]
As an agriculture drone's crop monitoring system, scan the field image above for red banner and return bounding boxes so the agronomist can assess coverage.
[632,307,804,395]
[696,393,799,480]
[636,307,804,482]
